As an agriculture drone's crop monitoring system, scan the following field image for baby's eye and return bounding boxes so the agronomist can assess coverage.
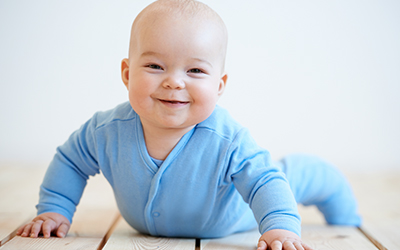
[188,68,203,74]
[147,64,163,70]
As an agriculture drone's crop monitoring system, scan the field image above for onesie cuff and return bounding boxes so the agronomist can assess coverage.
[36,203,74,224]
[259,213,301,237]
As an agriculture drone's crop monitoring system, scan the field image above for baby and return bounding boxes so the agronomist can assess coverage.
[17,0,361,249]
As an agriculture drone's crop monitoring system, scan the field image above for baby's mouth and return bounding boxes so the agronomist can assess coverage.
[158,99,190,107]
[159,99,189,104]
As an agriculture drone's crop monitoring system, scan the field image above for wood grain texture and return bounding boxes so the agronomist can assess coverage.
[347,170,400,250]
[0,236,101,250]
[201,229,260,250]
[1,207,118,250]
[361,222,397,250]
[201,225,379,250]
[358,226,387,250]
[103,217,196,250]
[2,164,399,249]
[0,165,46,246]
[0,166,119,249]
[302,225,378,249]
[0,213,32,246]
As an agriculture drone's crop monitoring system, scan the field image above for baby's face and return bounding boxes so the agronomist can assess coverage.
[122,13,227,132]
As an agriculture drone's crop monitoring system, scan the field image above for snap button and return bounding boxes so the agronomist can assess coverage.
[153,212,160,217]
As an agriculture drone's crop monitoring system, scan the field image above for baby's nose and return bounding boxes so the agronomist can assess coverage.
[162,75,185,89]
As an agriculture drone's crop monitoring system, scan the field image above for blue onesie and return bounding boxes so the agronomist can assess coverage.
[36,102,361,238]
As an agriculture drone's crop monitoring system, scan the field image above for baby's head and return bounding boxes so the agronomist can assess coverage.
[130,0,228,70]
[121,0,228,132]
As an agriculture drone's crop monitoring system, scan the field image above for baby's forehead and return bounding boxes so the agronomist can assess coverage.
[135,0,225,30]
[129,0,228,68]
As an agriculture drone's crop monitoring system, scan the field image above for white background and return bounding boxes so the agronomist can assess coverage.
[1,0,399,170]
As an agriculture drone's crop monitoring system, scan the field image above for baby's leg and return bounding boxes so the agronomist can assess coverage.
[275,154,362,226]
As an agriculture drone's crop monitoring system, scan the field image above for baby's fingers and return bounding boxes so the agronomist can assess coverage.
[19,222,33,237]
[29,220,44,238]
[56,223,70,238]
[257,240,267,250]
[270,240,283,250]
[292,241,305,250]
[301,242,313,250]
[42,219,57,238]
[16,224,27,236]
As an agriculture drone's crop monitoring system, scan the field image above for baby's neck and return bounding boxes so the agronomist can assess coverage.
[141,123,195,161]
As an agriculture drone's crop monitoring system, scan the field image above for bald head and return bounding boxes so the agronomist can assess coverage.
[128,0,228,70]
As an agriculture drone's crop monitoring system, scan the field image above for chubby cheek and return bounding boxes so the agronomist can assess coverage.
[127,79,154,113]
[127,89,141,112]
[190,85,220,123]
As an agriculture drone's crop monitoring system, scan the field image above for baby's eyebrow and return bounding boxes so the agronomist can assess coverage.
[192,58,213,68]
[140,51,162,57]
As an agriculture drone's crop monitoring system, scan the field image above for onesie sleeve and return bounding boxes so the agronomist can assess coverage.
[226,128,301,236]
[36,113,101,223]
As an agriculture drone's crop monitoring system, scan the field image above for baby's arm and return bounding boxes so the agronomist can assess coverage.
[257,229,313,250]
[16,212,70,238]
[18,114,100,238]
[226,129,308,249]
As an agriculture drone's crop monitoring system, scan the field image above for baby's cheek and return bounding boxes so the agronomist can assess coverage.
[192,97,218,123]
[127,91,145,114]
[129,83,149,102]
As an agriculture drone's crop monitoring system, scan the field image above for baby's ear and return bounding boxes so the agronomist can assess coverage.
[218,72,228,96]
[121,58,130,89]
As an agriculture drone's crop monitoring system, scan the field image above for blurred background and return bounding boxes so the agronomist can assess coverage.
[0,0,399,171]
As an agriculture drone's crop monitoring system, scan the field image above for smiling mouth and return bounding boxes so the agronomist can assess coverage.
[158,99,189,106]
[159,99,189,104]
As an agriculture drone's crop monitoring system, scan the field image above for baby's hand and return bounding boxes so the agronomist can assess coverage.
[16,212,70,238]
[257,229,313,250]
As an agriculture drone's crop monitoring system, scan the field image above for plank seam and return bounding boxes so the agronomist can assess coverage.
[0,215,34,247]
[358,227,388,250]
[97,212,122,250]
[0,227,18,247]
[195,238,201,250]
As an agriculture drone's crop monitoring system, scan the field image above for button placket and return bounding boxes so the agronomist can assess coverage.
[143,126,196,235]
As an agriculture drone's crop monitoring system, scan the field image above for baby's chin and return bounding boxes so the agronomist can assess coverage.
[154,116,207,131]
[156,118,200,131]
[133,101,216,131]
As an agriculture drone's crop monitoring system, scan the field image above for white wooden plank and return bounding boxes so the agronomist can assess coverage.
[0,213,33,247]
[103,217,196,250]
[360,220,398,250]
[201,229,260,250]
[0,236,101,250]
[0,166,119,249]
[200,225,378,250]
[347,170,400,250]
[302,225,377,250]
[2,203,118,250]
[0,165,46,246]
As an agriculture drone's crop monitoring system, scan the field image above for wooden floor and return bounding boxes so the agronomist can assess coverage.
[0,164,399,249]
